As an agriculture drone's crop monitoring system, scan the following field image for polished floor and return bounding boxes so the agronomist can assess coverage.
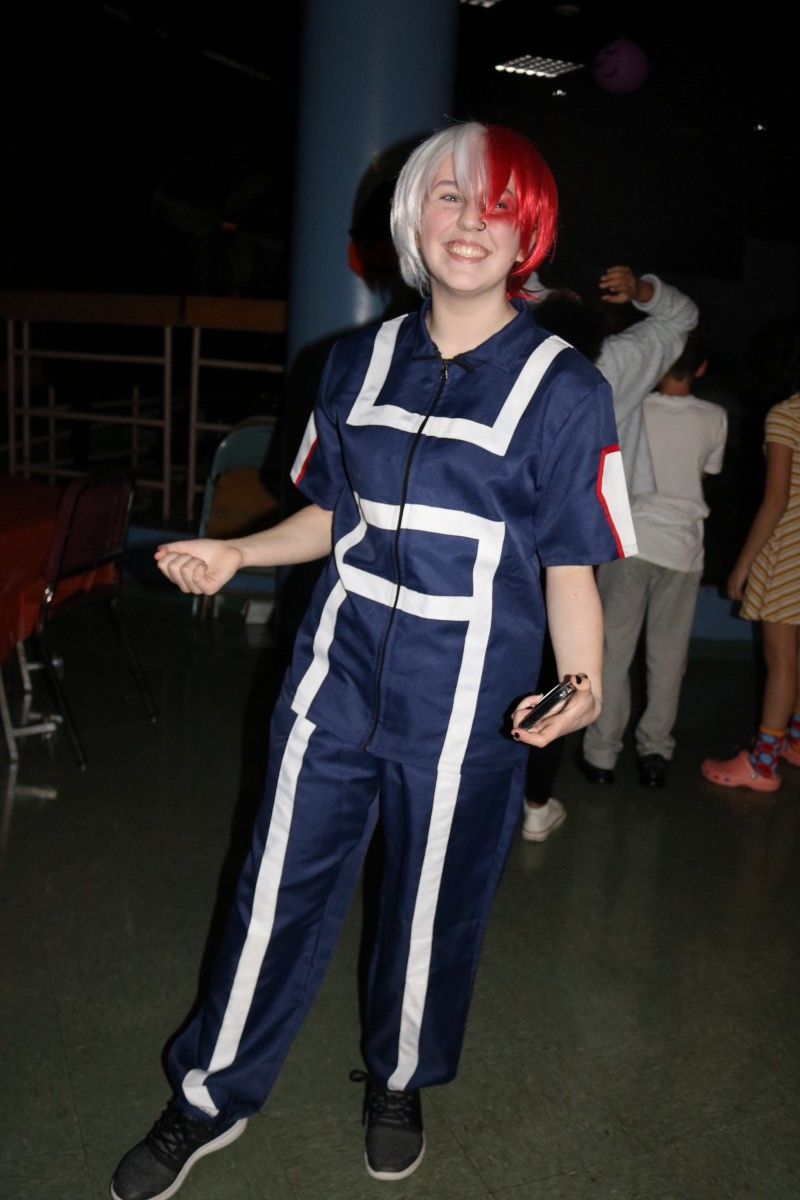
[2,588,799,1200]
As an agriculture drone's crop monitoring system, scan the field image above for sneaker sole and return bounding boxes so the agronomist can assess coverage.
[110,1118,248,1200]
[364,1136,426,1182]
[521,811,567,842]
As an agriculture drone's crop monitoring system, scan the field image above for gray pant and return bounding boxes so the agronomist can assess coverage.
[582,557,701,769]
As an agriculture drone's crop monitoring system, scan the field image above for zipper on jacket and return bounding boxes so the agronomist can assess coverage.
[364,358,450,749]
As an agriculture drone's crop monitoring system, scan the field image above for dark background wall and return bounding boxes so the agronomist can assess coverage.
[2,1,796,295]
[2,0,797,583]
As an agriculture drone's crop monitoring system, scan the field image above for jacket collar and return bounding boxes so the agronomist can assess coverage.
[408,297,547,372]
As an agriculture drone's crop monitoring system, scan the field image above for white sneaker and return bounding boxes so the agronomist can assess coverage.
[521,797,566,842]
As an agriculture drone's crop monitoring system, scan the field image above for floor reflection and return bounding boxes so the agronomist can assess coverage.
[1,593,798,1199]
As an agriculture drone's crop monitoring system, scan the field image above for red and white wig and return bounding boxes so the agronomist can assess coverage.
[390,121,558,298]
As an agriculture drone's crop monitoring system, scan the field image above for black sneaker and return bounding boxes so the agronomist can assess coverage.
[577,756,615,785]
[637,753,668,788]
[110,1098,247,1200]
[350,1069,425,1181]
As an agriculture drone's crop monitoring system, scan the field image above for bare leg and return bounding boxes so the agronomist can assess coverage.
[760,621,799,730]
[701,620,799,794]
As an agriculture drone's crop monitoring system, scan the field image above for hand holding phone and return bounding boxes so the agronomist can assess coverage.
[517,680,577,731]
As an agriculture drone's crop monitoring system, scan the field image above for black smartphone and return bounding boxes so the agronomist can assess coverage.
[517,680,576,731]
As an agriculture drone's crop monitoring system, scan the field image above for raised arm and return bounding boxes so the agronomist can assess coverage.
[597,267,698,426]
[599,264,654,307]
[154,503,334,595]
[512,564,603,746]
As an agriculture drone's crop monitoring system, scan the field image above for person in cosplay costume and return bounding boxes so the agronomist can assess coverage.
[110,121,635,1200]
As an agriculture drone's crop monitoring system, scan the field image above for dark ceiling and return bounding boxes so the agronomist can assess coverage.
[456,0,797,278]
[2,0,796,291]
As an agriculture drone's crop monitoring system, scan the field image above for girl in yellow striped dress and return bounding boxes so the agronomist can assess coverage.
[702,363,800,792]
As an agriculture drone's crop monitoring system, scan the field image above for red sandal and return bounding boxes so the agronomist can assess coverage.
[780,741,800,768]
[700,750,780,793]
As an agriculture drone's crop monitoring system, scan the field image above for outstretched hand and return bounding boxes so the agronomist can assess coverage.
[154,539,244,595]
[511,673,600,748]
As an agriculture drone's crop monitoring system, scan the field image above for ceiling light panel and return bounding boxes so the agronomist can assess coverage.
[495,53,583,78]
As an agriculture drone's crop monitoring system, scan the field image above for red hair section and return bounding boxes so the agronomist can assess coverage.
[483,125,558,298]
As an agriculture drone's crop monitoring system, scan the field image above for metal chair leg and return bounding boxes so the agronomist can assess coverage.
[106,597,157,724]
[1,654,61,763]
[16,642,33,694]
[35,634,87,770]
[0,673,20,763]
[16,640,63,691]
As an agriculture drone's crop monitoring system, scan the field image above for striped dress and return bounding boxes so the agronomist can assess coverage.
[741,393,800,624]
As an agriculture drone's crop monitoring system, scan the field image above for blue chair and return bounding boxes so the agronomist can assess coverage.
[194,417,279,618]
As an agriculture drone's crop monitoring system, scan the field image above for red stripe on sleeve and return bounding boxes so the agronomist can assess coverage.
[292,437,318,488]
[596,444,626,559]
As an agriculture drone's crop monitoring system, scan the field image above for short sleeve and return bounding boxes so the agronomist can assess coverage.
[703,407,728,475]
[764,400,799,451]
[535,380,637,566]
[289,347,345,511]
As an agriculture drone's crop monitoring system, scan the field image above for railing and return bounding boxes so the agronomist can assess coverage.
[184,296,285,520]
[1,291,286,521]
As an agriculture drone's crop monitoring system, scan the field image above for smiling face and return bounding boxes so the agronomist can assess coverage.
[418,155,525,304]
[391,124,558,299]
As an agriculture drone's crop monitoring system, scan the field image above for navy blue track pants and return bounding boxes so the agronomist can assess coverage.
[167,696,524,1123]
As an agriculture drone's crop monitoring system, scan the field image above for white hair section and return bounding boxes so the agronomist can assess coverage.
[391,122,488,295]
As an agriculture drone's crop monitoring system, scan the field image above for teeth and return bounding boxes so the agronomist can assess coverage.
[447,242,487,259]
